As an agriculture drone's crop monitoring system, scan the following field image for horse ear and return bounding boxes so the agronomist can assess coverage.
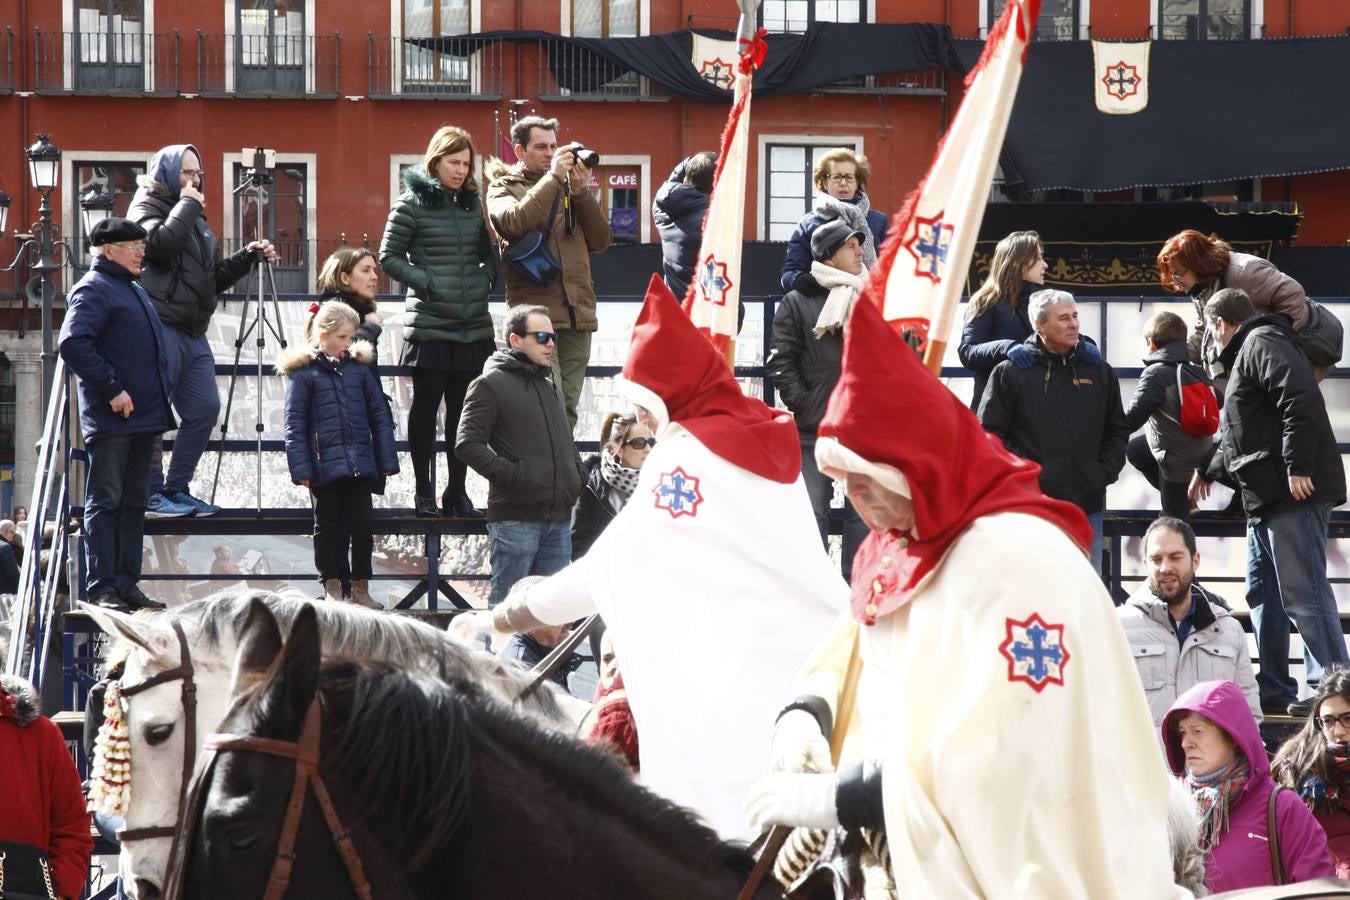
[254,603,321,740]
[228,595,285,699]
[79,602,177,665]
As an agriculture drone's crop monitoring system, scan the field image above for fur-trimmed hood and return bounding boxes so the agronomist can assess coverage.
[400,165,481,212]
[275,340,375,375]
[482,155,514,186]
[0,673,40,727]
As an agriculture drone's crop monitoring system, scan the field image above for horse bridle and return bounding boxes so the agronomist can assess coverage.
[162,698,373,900]
[116,619,198,857]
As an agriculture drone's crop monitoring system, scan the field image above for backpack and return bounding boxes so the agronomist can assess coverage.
[1176,362,1219,437]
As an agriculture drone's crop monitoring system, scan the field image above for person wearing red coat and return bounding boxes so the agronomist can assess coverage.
[0,674,93,900]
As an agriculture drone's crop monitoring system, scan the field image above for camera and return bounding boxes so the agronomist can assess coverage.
[565,142,600,169]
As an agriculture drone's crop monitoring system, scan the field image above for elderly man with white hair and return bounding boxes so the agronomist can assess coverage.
[977,287,1129,569]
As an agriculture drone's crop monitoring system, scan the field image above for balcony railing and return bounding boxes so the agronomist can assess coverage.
[32,29,180,95]
[816,68,946,96]
[536,38,669,101]
[0,28,13,94]
[368,34,503,100]
[196,31,340,97]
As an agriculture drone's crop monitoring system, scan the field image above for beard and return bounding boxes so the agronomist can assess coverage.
[1149,572,1193,605]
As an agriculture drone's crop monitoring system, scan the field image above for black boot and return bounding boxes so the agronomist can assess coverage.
[414,495,440,518]
[443,492,485,518]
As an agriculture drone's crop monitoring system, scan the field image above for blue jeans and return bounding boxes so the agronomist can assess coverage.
[85,433,155,596]
[150,328,221,495]
[487,520,572,608]
[1086,509,1104,576]
[1247,501,1349,705]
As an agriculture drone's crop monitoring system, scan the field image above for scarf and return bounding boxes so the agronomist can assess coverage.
[599,448,641,501]
[814,191,877,269]
[1298,742,1350,813]
[1186,755,1251,852]
[810,261,867,337]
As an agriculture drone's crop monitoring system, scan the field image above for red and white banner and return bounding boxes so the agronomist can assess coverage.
[865,0,1040,371]
[685,27,766,365]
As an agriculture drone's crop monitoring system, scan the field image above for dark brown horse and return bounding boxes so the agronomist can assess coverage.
[174,601,786,900]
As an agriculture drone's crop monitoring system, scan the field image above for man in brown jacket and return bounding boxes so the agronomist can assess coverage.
[488,115,613,430]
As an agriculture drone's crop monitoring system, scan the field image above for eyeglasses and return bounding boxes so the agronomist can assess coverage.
[1319,712,1350,732]
[827,173,858,185]
[532,331,558,345]
[110,241,147,252]
[180,168,206,182]
[622,437,657,450]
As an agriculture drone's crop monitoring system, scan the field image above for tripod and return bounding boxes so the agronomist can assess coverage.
[210,151,288,515]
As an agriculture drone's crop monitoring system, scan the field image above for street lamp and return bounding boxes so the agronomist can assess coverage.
[1,133,71,409]
[79,185,115,241]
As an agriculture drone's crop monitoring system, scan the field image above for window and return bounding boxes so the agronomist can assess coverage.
[75,0,144,90]
[762,141,858,241]
[572,0,637,37]
[0,356,15,470]
[236,0,304,93]
[990,0,1077,41]
[761,0,863,34]
[402,0,471,91]
[586,166,640,244]
[1159,0,1249,40]
[71,159,146,276]
[233,160,308,293]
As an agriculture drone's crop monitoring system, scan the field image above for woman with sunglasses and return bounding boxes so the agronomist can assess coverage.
[571,413,655,560]
[779,148,888,295]
[1274,669,1350,877]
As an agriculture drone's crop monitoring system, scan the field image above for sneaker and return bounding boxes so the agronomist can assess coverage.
[167,490,221,517]
[121,585,167,611]
[1288,697,1317,718]
[145,492,196,519]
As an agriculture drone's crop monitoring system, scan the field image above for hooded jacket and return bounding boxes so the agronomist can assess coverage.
[59,256,177,444]
[1204,314,1345,519]
[652,159,710,301]
[278,341,399,488]
[378,167,496,345]
[1164,680,1334,892]
[958,282,1035,412]
[0,675,94,900]
[318,288,382,364]
[1118,581,1259,726]
[455,348,585,522]
[1123,340,1215,482]
[126,144,255,336]
[486,162,612,331]
[765,275,841,438]
[977,334,1129,515]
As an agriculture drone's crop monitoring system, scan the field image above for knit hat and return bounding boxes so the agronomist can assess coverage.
[811,219,867,262]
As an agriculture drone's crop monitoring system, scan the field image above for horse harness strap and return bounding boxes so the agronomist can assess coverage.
[199,700,374,900]
[117,619,198,844]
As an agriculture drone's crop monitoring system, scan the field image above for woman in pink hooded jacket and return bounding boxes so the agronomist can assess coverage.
[1164,679,1334,892]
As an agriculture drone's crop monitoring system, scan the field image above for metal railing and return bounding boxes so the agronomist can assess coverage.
[2,358,75,686]
[816,68,947,96]
[32,29,180,95]
[196,30,340,97]
[536,38,670,101]
[0,28,14,94]
[367,33,503,100]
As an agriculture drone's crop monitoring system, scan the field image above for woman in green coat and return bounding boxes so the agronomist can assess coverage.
[380,125,497,518]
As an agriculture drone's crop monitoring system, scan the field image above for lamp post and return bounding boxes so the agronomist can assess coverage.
[79,185,115,241]
[1,133,71,410]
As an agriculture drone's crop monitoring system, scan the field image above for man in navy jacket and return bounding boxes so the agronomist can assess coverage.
[59,218,175,611]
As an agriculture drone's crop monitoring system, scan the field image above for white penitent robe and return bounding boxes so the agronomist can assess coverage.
[524,424,846,839]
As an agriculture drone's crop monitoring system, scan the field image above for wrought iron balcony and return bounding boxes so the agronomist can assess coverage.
[32,29,180,95]
[195,31,339,98]
[535,38,670,102]
[368,34,503,100]
[816,68,947,96]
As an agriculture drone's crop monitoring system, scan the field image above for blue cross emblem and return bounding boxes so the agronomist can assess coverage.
[1000,613,1070,692]
[904,213,953,283]
[699,255,733,306]
[653,467,703,518]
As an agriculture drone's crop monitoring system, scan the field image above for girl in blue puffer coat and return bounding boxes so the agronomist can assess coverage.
[279,301,398,608]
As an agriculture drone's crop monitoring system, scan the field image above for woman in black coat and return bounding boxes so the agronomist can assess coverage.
[316,247,384,363]
[958,230,1045,411]
[571,412,655,559]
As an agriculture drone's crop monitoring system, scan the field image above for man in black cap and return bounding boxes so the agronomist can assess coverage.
[59,217,175,611]
[766,217,869,580]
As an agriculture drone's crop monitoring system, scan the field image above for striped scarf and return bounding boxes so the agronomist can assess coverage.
[1187,755,1250,852]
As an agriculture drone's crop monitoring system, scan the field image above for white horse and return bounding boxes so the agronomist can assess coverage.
[83,590,585,900]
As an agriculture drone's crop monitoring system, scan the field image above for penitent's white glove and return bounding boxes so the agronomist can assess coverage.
[770,709,834,774]
[448,610,511,645]
[744,772,840,832]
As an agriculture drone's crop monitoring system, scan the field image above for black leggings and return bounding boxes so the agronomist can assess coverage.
[408,368,476,499]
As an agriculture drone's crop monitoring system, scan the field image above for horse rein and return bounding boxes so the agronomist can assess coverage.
[116,619,198,855]
[163,699,373,900]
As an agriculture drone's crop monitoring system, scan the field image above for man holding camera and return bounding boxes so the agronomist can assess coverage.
[488,116,612,430]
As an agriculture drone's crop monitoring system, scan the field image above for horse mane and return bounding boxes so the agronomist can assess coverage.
[169,590,566,723]
[285,656,756,881]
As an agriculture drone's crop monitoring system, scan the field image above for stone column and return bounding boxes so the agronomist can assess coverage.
[9,348,44,517]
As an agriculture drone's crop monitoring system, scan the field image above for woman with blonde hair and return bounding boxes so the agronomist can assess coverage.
[380,125,497,518]
[779,148,888,294]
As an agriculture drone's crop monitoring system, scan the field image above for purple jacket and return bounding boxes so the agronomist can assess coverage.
[1163,680,1334,892]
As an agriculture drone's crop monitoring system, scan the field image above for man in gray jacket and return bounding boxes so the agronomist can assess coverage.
[456,305,586,607]
[1117,516,1260,726]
